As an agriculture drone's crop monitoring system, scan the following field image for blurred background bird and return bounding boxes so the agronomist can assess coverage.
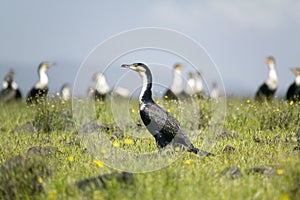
[0,70,22,103]
[286,68,300,102]
[255,56,278,101]
[26,62,54,104]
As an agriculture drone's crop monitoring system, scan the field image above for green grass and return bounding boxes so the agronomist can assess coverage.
[0,97,300,200]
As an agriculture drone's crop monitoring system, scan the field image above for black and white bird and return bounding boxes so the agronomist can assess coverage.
[60,83,71,101]
[195,72,204,98]
[163,64,184,100]
[286,68,300,102]
[122,63,213,156]
[26,62,54,104]
[184,72,196,97]
[0,70,22,102]
[255,56,278,101]
[93,73,110,101]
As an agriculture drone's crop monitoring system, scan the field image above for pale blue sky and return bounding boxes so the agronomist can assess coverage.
[1,0,300,97]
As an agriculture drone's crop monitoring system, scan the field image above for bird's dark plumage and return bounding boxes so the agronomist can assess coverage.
[122,63,212,156]
[286,68,300,102]
[255,83,276,100]
[0,70,22,103]
[26,62,53,104]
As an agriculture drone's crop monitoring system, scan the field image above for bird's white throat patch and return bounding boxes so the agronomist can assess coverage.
[138,71,148,103]
[266,68,278,90]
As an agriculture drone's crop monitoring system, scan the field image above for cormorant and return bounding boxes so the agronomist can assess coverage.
[122,63,212,156]
[286,68,300,102]
[163,64,184,100]
[0,70,22,102]
[184,72,195,97]
[195,72,204,98]
[93,73,110,101]
[255,56,278,101]
[26,62,54,104]
[60,83,71,101]
[210,82,219,99]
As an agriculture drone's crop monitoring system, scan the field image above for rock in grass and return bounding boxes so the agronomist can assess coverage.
[10,121,36,134]
[76,171,133,191]
[253,135,261,143]
[0,153,51,199]
[27,146,61,157]
[216,129,238,139]
[82,121,120,133]
[247,165,276,176]
[221,166,243,179]
[223,145,236,153]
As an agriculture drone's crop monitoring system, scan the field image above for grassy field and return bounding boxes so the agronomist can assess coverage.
[0,97,300,200]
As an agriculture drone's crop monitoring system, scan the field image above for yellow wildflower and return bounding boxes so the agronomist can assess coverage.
[68,156,74,162]
[280,194,290,200]
[131,108,135,113]
[290,101,294,105]
[174,146,180,152]
[185,159,192,165]
[167,109,171,113]
[94,159,104,168]
[38,177,43,184]
[277,169,283,175]
[204,115,209,119]
[246,99,251,104]
[164,95,168,99]
[124,138,132,145]
[113,141,120,147]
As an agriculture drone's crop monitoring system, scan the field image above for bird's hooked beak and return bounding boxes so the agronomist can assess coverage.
[121,64,135,70]
[44,62,56,68]
[291,68,300,76]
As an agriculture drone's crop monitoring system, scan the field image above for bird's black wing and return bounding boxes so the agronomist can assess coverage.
[140,102,194,149]
[0,88,16,103]
[286,83,296,101]
[26,87,48,104]
[255,83,275,100]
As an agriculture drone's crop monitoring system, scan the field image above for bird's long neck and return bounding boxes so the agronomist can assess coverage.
[266,63,278,90]
[35,68,48,89]
[170,69,183,94]
[139,71,153,104]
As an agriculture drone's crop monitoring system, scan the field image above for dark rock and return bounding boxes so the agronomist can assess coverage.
[110,132,125,140]
[10,121,36,134]
[0,152,52,199]
[221,166,243,179]
[253,135,261,143]
[223,145,236,153]
[76,171,134,191]
[216,129,238,139]
[247,165,276,176]
[293,146,300,151]
[27,146,61,157]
